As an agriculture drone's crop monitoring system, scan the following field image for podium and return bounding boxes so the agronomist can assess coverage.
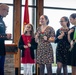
[5,43,18,54]
[5,43,20,75]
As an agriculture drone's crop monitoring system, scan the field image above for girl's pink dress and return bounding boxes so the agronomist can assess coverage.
[21,35,35,64]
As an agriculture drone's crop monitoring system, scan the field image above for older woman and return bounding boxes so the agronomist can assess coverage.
[35,15,55,75]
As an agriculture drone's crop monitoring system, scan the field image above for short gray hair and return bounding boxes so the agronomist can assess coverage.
[0,4,9,10]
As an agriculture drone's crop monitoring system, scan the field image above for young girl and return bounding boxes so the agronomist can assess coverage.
[55,16,70,75]
[68,13,76,75]
[18,24,37,75]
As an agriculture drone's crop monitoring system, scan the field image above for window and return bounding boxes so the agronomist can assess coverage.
[43,0,76,73]
[0,0,13,4]
[4,6,13,44]
[21,0,37,34]
[44,0,76,9]
[21,7,36,34]
[0,1,14,44]
[44,9,75,31]
[21,0,37,74]
[22,0,36,6]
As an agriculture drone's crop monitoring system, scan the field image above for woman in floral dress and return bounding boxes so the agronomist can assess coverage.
[35,15,55,75]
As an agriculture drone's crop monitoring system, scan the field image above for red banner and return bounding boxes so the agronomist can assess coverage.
[23,0,29,25]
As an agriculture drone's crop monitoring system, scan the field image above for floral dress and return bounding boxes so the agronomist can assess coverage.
[36,26,55,64]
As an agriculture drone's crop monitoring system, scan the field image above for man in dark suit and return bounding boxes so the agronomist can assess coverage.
[0,4,11,75]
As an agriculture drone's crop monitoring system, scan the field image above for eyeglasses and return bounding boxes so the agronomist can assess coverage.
[60,21,66,23]
[27,26,31,28]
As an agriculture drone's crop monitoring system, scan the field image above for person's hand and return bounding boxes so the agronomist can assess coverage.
[68,29,74,35]
[58,31,64,39]
[35,31,40,43]
[61,31,65,36]
[6,34,11,39]
[28,43,31,47]
[35,31,40,38]
[58,35,63,39]
[49,37,55,42]
[24,45,28,48]
[43,36,48,41]
[70,40,74,48]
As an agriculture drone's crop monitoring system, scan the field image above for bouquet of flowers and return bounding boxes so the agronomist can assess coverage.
[40,31,45,37]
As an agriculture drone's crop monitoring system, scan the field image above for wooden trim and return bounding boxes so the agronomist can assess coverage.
[13,0,21,75]
[13,0,44,75]
[6,52,17,54]
[36,0,43,27]
[36,0,43,75]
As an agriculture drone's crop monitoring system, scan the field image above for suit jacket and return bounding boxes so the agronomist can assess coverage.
[18,35,38,59]
[0,15,8,56]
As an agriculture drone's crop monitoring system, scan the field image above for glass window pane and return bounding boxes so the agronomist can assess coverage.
[5,40,12,44]
[44,9,75,32]
[0,0,13,4]
[21,6,36,74]
[22,0,36,6]
[21,7,36,34]
[3,6,13,44]
[44,8,73,73]
[3,6,13,34]
[44,0,76,9]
